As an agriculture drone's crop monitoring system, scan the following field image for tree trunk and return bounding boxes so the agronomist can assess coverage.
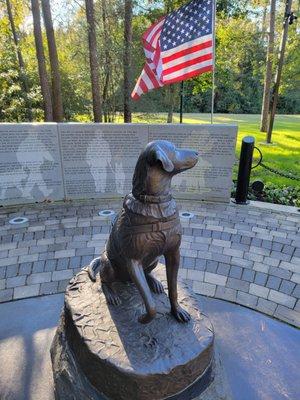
[31,0,53,121]
[167,85,175,123]
[41,0,64,122]
[101,0,111,122]
[260,0,276,132]
[267,0,293,143]
[85,0,102,122]
[6,0,32,121]
[123,0,133,123]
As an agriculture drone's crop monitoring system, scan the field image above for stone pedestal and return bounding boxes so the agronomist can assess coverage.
[51,266,215,400]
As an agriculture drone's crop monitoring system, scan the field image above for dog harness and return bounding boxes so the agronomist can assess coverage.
[123,213,180,234]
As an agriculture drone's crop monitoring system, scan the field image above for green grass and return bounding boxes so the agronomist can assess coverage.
[123,113,300,188]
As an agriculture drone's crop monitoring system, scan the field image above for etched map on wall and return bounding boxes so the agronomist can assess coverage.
[0,124,64,206]
[58,124,148,199]
[148,124,238,202]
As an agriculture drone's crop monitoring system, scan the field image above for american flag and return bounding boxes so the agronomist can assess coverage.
[131,0,214,100]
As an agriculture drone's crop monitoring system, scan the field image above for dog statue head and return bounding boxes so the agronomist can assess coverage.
[132,140,198,199]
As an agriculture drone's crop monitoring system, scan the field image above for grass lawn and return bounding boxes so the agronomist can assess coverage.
[116,113,300,188]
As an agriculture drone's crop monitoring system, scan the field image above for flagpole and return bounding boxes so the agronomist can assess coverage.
[211,0,216,124]
[179,81,184,123]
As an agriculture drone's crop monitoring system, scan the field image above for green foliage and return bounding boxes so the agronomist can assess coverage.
[0,0,299,121]
[240,184,300,207]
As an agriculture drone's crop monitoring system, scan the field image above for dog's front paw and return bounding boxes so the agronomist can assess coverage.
[171,306,191,323]
[138,311,156,324]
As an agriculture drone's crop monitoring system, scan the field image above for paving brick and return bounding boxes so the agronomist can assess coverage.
[237,291,258,308]
[18,254,39,263]
[274,305,300,326]
[6,275,26,288]
[244,252,264,263]
[206,261,218,273]
[187,269,204,281]
[204,272,226,286]
[181,249,197,258]
[215,286,237,302]
[293,284,300,298]
[57,279,70,293]
[178,268,188,279]
[9,247,29,257]
[69,256,82,269]
[195,258,206,271]
[211,253,231,263]
[249,283,269,299]
[223,248,244,258]
[39,252,55,261]
[18,262,32,276]
[242,269,255,282]
[217,263,230,276]
[27,272,52,285]
[249,246,270,256]
[6,265,18,278]
[14,284,40,300]
[282,245,296,255]
[193,281,216,297]
[45,259,57,272]
[263,257,280,267]
[32,260,45,273]
[270,251,291,262]
[279,280,295,295]
[183,257,195,269]
[266,276,281,290]
[81,255,93,265]
[268,290,296,308]
[52,269,73,281]
[54,249,75,259]
[229,266,242,279]
[0,257,18,267]
[190,242,209,251]
[254,272,268,286]
[0,289,13,302]
[0,267,5,280]
[291,273,300,284]
[268,266,291,280]
[57,258,70,270]
[40,281,59,295]
[257,298,277,316]
[227,278,249,292]
[253,262,269,274]
[278,261,299,274]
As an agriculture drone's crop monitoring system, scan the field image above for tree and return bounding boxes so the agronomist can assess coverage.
[260,0,276,132]
[5,0,32,121]
[124,0,133,123]
[41,0,64,122]
[31,0,53,121]
[85,0,102,122]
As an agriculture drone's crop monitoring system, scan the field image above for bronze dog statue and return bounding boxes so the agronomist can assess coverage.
[88,140,198,324]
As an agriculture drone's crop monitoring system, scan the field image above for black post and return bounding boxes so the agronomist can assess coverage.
[179,81,184,123]
[234,136,255,205]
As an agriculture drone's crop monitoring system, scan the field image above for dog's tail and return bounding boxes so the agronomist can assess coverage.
[87,257,101,281]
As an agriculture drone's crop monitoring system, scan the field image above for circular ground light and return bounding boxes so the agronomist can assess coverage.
[98,210,115,218]
[179,211,194,219]
[9,217,29,225]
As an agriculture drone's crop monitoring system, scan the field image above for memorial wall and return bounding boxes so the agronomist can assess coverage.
[0,123,237,206]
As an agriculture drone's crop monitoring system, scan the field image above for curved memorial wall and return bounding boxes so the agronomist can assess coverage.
[0,123,238,206]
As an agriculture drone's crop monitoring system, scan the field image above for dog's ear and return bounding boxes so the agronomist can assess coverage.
[148,145,174,172]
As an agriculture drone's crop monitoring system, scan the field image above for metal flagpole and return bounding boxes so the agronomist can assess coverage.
[211,0,216,124]
[179,81,184,123]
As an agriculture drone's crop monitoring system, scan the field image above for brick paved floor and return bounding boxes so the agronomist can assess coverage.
[0,199,299,327]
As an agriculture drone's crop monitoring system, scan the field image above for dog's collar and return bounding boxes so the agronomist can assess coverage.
[137,193,172,204]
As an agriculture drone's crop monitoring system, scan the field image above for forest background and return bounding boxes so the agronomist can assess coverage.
[0,0,299,123]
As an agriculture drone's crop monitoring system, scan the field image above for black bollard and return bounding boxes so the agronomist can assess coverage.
[234,136,255,205]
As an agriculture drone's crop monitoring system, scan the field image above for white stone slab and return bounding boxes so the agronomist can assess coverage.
[58,124,148,199]
[0,123,64,206]
[148,124,238,202]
